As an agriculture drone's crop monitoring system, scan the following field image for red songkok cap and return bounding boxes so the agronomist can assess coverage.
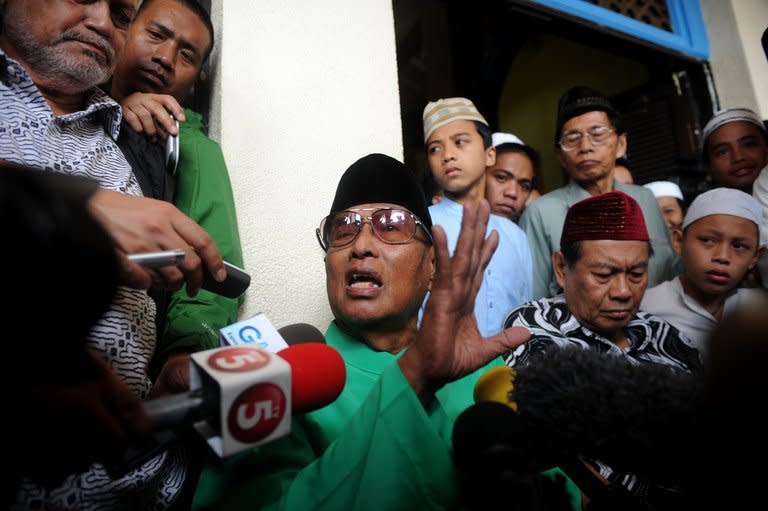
[560,191,649,247]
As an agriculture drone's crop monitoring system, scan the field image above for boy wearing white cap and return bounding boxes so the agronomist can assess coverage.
[641,188,766,355]
[423,98,533,337]
[644,180,686,233]
[485,132,538,223]
[702,107,768,285]
[701,107,767,193]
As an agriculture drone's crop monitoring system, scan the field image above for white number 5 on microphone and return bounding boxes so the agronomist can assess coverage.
[190,346,291,457]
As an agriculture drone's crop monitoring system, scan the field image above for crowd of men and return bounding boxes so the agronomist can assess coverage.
[1,1,767,510]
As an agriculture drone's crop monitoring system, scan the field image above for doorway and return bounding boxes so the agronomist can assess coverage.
[394,0,715,203]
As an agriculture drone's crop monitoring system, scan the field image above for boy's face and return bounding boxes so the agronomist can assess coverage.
[656,196,684,232]
[680,214,760,298]
[705,121,768,192]
[485,151,534,222]
[426,120,495,197]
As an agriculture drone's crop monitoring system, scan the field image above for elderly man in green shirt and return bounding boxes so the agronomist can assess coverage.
[192,153,531,510]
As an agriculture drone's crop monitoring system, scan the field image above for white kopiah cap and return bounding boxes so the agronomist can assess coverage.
[682,187,764,246]
[492,132,526,148]
[644,181,684,201]
[701,107,766,154]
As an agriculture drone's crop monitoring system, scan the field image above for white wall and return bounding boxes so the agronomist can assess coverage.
[209,0,404,332]
[730,0,768,117]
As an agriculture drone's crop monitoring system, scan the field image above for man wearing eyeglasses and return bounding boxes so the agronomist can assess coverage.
[519,86,678,299]
[192,153,531,510]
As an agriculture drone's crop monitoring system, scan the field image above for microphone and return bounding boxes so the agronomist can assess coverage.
[453,347,702,506]
[218,313,325,352]
[278,323,326,346]
[145,319,333,433]
[143,342,344,429]
[107,323,343,477]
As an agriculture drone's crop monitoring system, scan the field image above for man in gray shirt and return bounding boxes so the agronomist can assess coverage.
[520,86,678,298]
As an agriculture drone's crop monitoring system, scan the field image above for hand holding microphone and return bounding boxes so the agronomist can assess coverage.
[107,319,345,477]
[143,342,346,441]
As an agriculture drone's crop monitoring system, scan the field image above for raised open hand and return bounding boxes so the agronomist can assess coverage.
[399,200,530,401]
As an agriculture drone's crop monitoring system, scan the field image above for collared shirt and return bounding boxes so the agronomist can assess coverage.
[504,295,701,371]
[1,51,181,509]
[428,197,533,337]
[519,180,680,299]
[503,294,701,495]
[642,276,767,357]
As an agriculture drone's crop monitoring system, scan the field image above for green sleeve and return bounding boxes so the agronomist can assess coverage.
[193,362,459,510]
[157,110,244,357]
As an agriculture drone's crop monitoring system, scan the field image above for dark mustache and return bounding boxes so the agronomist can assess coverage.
[59,29,115,65]
[143,65,169,86]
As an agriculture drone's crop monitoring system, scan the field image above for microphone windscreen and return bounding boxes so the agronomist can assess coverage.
[465,347,702,483]
[453,400,554,478]
[277,343,346,413]
[510,347,700,463]
[278,323,326,346]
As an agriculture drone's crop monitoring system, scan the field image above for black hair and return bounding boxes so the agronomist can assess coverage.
[675,197,687,215]
[495,142,540,181]
[554,86,626,148]
[560,240,653,267]
[560,241,582,268]
[474,121,493,149]
[421,172,443,203]
[137,0,215,60]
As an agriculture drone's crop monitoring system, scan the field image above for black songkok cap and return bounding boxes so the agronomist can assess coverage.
[555,85,620,146]
[329,153,432,230]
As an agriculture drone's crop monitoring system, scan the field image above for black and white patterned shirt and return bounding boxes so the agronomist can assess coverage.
[503,294,701,496]
[504,295,701,372]
[0,51,184,509]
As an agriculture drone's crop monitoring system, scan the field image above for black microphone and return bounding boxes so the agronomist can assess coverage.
[453,347,702,506]
[278,323,326,346]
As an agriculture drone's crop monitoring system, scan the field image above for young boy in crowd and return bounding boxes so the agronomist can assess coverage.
[485,132,539,223]
[701,106,768,286]
[702,107,767,193]
[423,98,533,336]
[641,187,766,356]
[644,180,686,233]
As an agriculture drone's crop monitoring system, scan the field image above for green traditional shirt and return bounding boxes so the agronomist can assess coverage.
[192,321,502,510]
[157,109,244,360]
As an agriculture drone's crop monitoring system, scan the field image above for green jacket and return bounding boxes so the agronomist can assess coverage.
[192,321,503,510]
[157,109,244,361]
